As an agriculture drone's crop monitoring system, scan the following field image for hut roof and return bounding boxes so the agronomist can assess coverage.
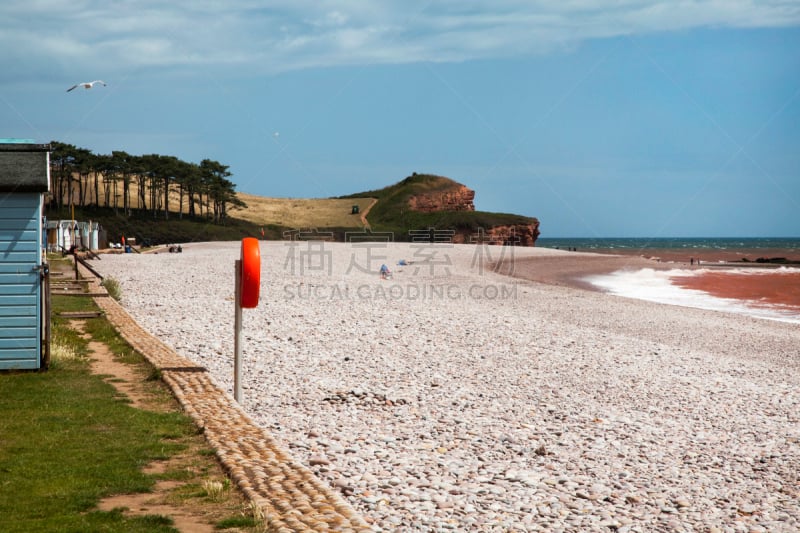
[0,142,51,193]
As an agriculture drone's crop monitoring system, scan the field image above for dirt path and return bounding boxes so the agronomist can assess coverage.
[82,330,153,411]
[360,198,378,230]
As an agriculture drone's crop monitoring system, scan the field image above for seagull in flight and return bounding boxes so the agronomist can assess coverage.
[66,80,107,92]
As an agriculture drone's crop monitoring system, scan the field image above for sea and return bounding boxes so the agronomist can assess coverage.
[537,237,800,324]
[536,237,800,253]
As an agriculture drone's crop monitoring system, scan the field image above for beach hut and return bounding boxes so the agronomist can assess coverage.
[46,219,101,252]
[46,219,77,252]
[0,141,51,370]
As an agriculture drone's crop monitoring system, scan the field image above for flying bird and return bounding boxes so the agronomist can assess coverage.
[66,80,107,92]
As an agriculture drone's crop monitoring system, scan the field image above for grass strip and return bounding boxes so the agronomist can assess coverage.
[0,351,192,532]
[0,290,252,532]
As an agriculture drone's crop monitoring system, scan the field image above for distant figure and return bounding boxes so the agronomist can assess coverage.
[67,80,107,92]
[380,264,392,280]
[690,257,694,266]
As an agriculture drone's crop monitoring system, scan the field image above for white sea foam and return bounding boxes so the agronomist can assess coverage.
[584,267,800,324]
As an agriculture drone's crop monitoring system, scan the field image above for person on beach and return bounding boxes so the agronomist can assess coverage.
[380,264,392,279]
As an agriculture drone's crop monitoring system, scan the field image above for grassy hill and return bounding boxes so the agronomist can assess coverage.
[233,194,374,229]
[45,195,375,245]
[46,174,536,245]
[339,173,538,239]
[46,176,376,243]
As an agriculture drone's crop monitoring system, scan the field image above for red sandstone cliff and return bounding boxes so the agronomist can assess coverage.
[403,176,539,246]
[407,185,476,213]
[481,223,540,246]
[450,223,540,246]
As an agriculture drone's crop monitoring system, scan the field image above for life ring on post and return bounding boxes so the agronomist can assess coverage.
[240,237,261,308]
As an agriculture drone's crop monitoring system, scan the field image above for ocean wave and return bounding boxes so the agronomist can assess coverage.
[583,268,800,324]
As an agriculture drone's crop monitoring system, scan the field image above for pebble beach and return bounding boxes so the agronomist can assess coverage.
[93,242,800,532]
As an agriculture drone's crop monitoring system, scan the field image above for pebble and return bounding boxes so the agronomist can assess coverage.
[96,242,800,532]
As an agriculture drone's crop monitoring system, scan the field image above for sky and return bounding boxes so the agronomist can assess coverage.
[1,1,799,238]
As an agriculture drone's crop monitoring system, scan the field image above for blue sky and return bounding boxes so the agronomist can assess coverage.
[1,1,798,237]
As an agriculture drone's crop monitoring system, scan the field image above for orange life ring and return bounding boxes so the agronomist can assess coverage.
[240,237,261,308]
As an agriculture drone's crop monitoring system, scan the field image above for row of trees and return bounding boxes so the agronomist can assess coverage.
[48,141,246,223]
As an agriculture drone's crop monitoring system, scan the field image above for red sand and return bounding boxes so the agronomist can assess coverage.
[671,270,800,310]
[506,248,800,317]
[585,247,800,312]
[595,248,800,266]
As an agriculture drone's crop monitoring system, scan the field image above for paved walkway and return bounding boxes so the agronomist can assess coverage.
[81,267,372,532]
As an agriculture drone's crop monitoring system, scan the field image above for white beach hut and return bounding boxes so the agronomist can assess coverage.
[47,220,101,252]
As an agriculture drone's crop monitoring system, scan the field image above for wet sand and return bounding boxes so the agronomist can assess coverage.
[578,247,800,266]
[502,248,800,314]
[495,252,673,291]
[672,269,800,311]
[583,247,800,311]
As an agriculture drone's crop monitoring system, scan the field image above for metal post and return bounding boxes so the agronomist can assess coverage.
[234,259,243,403]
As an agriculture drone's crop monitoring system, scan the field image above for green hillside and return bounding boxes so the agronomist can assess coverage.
[46,174,537,246]
[340,173,538,238]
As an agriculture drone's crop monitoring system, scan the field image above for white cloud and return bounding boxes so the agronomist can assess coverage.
[1,0,798,82]
[307,10,350,28]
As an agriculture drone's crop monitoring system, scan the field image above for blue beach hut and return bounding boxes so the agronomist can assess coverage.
[0,141,51,370]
